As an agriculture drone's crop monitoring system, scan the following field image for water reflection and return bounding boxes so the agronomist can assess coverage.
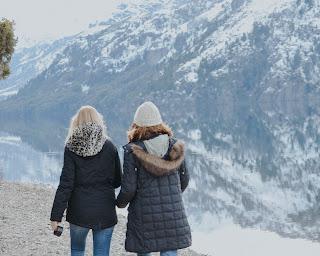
[0,118,68,153]
[0,133,62,185]
[0,116,125,184]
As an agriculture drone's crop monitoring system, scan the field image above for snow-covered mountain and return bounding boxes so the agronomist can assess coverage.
[0,0,319,242]
[0,37,74,100]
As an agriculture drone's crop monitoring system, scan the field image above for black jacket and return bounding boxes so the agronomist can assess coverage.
[116,137,192,253]
[50,128,121,230]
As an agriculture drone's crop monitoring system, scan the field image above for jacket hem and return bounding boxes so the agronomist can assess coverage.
[125,242,192,254]
[66,218,118,230]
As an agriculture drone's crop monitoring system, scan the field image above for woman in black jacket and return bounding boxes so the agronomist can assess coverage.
[50,105,121,256]
[116,101,192,256]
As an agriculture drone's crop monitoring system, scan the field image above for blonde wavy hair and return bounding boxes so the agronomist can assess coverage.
[127,123,173,143]
[66,105,107,143]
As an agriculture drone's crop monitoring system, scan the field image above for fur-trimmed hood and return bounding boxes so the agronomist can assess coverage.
[131,140,185,176]
[66,122,107,157]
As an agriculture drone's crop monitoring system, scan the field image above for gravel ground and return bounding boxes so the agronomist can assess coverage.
[0,182,201,256]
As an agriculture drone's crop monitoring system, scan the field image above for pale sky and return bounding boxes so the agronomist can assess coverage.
[0,0,122,48]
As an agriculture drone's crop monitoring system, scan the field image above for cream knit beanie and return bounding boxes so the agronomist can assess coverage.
[133,101,163,127]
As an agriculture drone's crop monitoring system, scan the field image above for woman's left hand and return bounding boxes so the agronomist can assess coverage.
[51,221,60,231]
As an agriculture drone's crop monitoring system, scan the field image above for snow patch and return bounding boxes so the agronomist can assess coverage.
[199,2,224,22]
[180,22,188,33]
[185,72,198,83]
[0,88,18,98]
[188,129,201,140]
[58,57,69,65]
[214,132,233,144]
[0,135,22,146]
[81,84,90,93]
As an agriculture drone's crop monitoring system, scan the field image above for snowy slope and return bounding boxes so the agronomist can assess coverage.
[0,37,71,100]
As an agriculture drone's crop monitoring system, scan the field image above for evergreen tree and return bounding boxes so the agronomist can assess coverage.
[0,19,17,79]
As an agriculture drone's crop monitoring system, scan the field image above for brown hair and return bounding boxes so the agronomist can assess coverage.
[127,123,173,142]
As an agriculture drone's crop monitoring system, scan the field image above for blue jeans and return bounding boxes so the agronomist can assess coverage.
[137,250,177,256]
[70,223,114,256]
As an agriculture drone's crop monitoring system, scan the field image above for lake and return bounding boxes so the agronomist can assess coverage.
[1,131,320,256]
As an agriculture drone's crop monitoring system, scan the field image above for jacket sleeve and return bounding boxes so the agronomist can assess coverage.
[116,146,137,208]
[179,159,190,193]
[113,146,122,188]
[50,148,75,222]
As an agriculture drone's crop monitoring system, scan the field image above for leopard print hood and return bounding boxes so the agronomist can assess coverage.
[66,122,107,157]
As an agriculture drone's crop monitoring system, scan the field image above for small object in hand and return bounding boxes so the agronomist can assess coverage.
[54,226,63,237]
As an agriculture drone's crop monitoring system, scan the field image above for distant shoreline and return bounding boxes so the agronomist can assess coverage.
[0,181,201,256]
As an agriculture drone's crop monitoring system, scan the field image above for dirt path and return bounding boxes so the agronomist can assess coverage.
[0,182,201,256]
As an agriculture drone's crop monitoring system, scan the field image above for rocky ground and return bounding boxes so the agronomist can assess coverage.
[0,182,201,256]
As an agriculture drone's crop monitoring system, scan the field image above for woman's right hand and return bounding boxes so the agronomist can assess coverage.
[51,221,60,231]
